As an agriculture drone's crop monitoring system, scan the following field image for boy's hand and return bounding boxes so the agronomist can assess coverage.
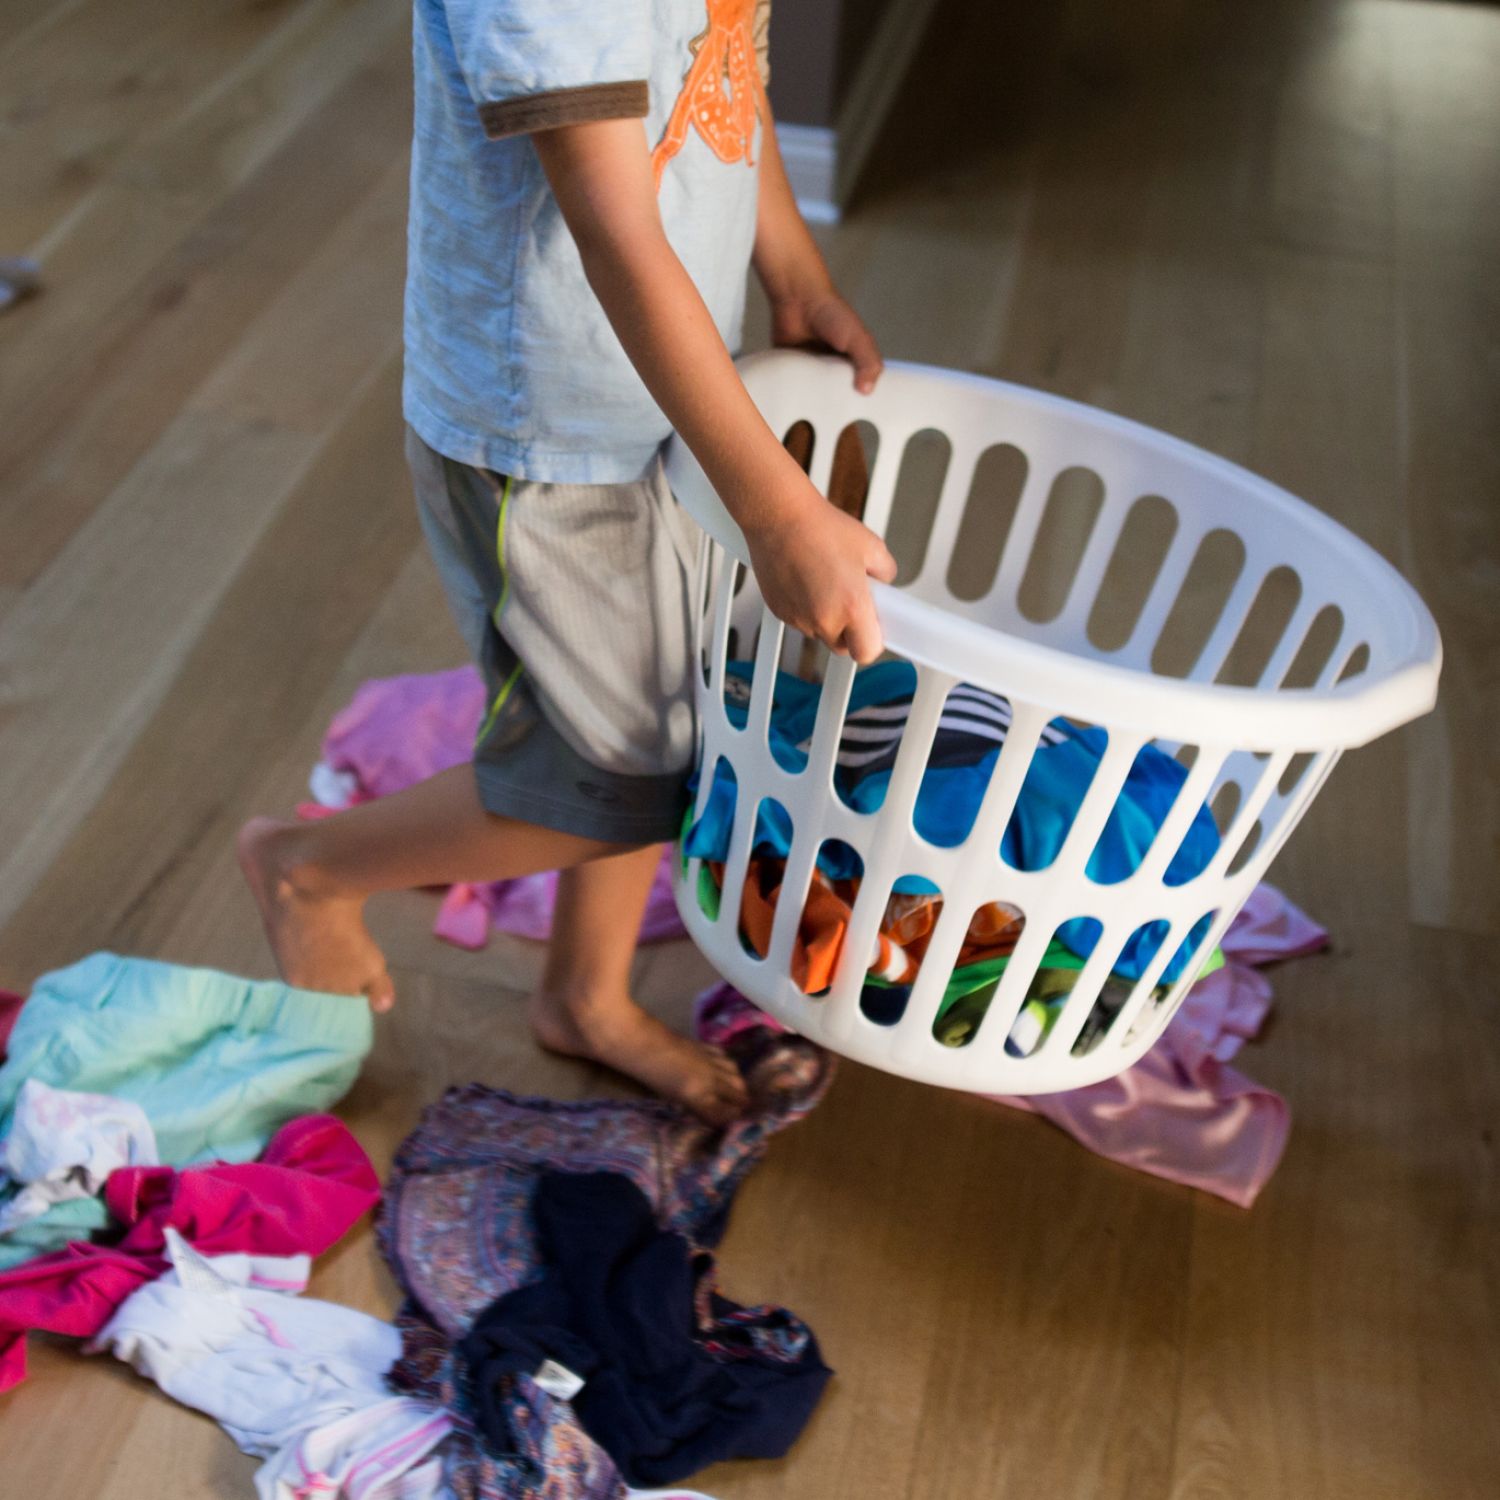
[768,283,884,396]
[743,483,897,665]
[752,101,883,394]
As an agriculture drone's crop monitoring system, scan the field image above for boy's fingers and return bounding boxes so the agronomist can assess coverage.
[846,325,884,394]
[812,298,883,393]
[841,598,884,665]
[866,535,898,583]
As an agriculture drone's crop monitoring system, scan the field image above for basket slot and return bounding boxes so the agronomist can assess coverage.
[888,900,1044,1068]
[715,775,769,951]
[804,422,837,498]
[1115,518,1204,670]
[1039,931,1127,1061]
[1046,492,1134,651]
[961,701,1056,856]
[1098,910,1205,1047]
[1207,749,1261,810]
[743,606,786,747]
[984,455,1058,615]
[779,632,806,677]
[821,668,956,1047]
[1120,905,1235,1049]
[907,436,984,593]
[1255,751,1316,827]
[692,529,714,686]
[728,565,764,658]
[852,424,917,540]
[765,658,858,974]
[829,420,880,522]
[1324,636,1372,689]
[688,750,733,829]
[1050,732,1148,881]
[1257,596,1332,690]
[884,429,954,585]
[1145,529,1248,680]
[1084,494,1180,654]
[946,915,1069,1079]
[1014,470,1103,627]
[1129,745,1231,887]
[1243,747,1341,880]
[1203,748,1296,883]
[704,550,738,720]
[883,704,1054,1064]
[802,651,857,788]
[1193,560,1298,686]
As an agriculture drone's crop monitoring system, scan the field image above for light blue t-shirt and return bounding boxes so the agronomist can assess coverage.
[405,0,771,484]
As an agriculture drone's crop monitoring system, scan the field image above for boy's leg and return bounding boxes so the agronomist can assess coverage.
[238,764,626,1011]
[239,767,747,1122]
[244,432,743,1117]
[528,844,747,1122]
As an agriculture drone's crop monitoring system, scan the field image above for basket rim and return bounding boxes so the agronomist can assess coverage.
[665,351,1442,753]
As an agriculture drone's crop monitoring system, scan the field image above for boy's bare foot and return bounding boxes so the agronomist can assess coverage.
[236,817,395,1013]
[528,987,750,1125]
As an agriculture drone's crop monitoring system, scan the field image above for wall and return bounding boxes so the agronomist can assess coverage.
[767,0,842,127]
[837,0,903,107]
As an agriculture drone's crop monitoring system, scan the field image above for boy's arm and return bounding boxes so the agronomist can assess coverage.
[532,119,896,665]
[752,105,883,394]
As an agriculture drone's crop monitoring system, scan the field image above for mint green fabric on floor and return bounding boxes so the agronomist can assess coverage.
[0,952,372,1270]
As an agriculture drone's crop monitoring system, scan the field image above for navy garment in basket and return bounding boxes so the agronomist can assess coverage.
[458,1171,832,1488]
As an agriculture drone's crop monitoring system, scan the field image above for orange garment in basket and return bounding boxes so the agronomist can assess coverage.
[736,860,1026,995]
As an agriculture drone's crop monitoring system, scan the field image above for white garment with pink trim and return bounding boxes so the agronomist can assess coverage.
[256,1398,451,1500]
[88,1230,451,1497]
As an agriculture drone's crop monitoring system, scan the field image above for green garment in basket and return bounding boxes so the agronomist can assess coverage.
[0,952,372,1269]
[864,940,1225,1052]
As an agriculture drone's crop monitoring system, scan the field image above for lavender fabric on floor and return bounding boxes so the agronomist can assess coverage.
[307,668,685,949]
[693,884,1325,1209]
[990,882,1326,1207]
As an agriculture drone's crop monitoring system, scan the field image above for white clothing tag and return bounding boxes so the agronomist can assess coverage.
[533,1358,585,1401]
[165,1226,243,1297]
[308,761,361,809]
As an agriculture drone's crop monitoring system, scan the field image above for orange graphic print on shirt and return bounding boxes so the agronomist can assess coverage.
[651,0,768,189]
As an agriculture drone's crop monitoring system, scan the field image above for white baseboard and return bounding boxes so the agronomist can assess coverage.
[776,122,841,225]
[777,0,943,222]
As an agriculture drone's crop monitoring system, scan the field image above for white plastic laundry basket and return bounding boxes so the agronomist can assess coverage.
[665,351,1441,1095]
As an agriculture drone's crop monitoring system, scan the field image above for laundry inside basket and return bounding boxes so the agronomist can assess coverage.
[682,660,1225,1054]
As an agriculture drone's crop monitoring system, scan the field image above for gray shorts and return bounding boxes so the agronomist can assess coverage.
[406,426,700,844]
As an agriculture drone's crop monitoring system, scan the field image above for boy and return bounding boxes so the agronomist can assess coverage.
[239,0,895,1123]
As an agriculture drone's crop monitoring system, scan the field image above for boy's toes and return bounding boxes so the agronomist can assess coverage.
[684,1048,750,1126]
[365,971,397,1014]
[237,814,392,1008]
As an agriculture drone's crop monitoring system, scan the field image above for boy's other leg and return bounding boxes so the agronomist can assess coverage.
[238,764,629,1012]
[528,844,748,1124]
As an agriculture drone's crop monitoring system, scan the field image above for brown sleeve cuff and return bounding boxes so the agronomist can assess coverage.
[477,80,650,141]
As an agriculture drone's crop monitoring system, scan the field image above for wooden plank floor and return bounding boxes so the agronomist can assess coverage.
[0,1,1495,1496]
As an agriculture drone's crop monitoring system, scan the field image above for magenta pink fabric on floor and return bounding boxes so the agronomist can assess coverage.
[307,668,685,949]
[990,883,1327,1207]
[0,990,24,1062]
[0,1114,379,1392]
